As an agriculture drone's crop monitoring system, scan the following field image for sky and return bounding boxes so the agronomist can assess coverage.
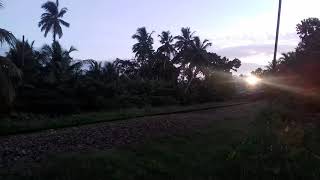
[1,0,320,73]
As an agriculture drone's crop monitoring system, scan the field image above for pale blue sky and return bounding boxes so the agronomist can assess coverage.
[1,0,320,72]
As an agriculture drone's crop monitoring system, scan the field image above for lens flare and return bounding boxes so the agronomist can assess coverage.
[245,75,261,86]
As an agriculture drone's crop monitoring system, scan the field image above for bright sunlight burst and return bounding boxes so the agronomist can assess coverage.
[245,75,261,86]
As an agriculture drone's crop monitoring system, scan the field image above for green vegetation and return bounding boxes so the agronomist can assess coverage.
[252,18,320,106]
[3,102,320,180]
[0,0,241,116]
[1,0,320,178]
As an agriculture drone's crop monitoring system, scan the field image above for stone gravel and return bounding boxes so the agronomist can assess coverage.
[0,102,261,169]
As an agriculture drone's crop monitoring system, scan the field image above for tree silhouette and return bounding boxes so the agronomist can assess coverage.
[114,59,138,80]
[174,27,195,51]
[174,28,212,93]
[132,27,154,65]
[1,17,245,113]
[0,57,21,112]
[0,1,16,46]
[6,39,43,84]
[157,31,176,58]
[296,18,320,53]
[39,0,70,42]
[0,29,16,46]
[85,59,104,80]
[193,36,212,50]
[7,40,35,68]
[279,52,296,65]
[40,42,79,84]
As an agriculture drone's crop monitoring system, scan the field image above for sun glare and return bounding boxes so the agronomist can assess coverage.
[245,75,261,86]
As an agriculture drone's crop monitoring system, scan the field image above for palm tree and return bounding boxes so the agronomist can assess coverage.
[7,39,35,68]
[85,59,103,80]
[279,52,296,65]
[102,62,118,82]
[39,0,70,42]
[183,36,212,93]
[6,39,42,84]
[0,57,21,112]
[151,31,177,80]
[132,27,154,65]
[0,1,16,46]
[174,27,195,51]
[192,36,212,50]
[157,31,176,58]
[174,29,212,93]
[40,42,80,84]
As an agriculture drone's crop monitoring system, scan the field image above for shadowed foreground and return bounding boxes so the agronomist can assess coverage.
[1,102,261,169]
[2,100,320,180]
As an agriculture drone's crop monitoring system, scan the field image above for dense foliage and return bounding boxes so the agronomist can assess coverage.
[0,1,241,114]
[252,17,320,105]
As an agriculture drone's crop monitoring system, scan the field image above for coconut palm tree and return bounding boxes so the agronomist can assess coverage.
[192,36,212,51]
[85,59,103,80]
[157,31,176,58]
[102,62,118,82]
[40,42,80,84]
[174,29,212,93]
[174,27,195,51]
[183,36,212,93]
[39,0,70,42]
[6,40,43,84]
[132,27,154,65]
[7,39,36,68]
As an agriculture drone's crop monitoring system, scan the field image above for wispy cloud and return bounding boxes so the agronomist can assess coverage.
[204,0,320,66]
[213,42,296,65]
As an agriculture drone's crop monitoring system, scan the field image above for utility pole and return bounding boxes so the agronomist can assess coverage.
[272,0,282,71]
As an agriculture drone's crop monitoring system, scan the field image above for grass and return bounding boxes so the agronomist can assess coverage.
[0,101,246,136]
[3,101,320,179]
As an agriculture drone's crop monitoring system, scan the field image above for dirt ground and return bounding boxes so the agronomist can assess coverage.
[0,101,265,169]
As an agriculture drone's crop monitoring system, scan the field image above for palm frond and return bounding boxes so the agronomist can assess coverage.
[41,1,58,14]
[69,61,83,71]
[59,19,70,27]
[0,58,22,80]
[58,7,68,17]
[0,28,16,46]
[68,46,77,53]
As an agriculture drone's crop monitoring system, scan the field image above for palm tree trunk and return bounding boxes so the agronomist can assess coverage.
[53,32,56,42]
[21,35,25,67]
[184,69,197,94]
[184,76,194,94]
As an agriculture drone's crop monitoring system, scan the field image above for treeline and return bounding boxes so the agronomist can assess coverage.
[252,17,320,104]
[0,0,241,114]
